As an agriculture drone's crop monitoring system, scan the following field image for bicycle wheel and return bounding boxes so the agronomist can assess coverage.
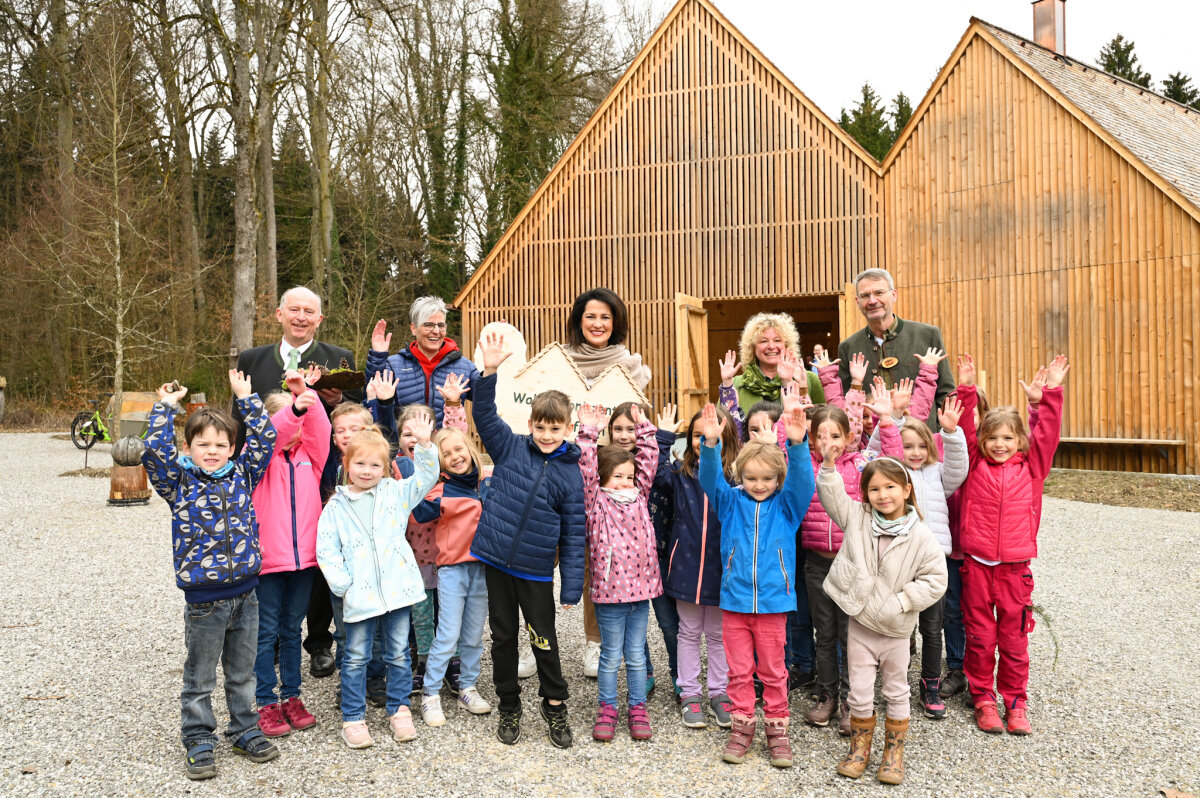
[70,412,101,450]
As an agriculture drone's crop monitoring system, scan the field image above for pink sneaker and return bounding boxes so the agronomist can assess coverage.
[389,706,417,742]
[281,697,317,731]
[592,702,618,742]
[256,703,291,738]
[341,720,374,749]
[1005,705,1033,735]
[628,703,653,741]
[974,701,1004,734]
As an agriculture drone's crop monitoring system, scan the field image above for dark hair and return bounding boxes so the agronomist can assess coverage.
[531,390,572,424]
[860,457,923,519]
[742,400,783,442]
[597,445,636,486]
[681,404,740,478]
[566,288,629,348]
[184,407,238,446]
[607,401,651,440]
[809,404,851,438]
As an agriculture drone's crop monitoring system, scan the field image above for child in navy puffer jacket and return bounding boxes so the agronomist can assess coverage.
[698,402,815,769]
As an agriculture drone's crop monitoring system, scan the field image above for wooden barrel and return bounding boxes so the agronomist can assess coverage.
[109,465,151,506]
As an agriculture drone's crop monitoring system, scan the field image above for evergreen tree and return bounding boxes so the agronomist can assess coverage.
[890,92,913,138]
[1098,34,1151,87]
[1161,72,1200,110]
[838,83,892,161]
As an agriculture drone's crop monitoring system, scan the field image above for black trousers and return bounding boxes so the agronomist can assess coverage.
[804,550,849,701]
[303,568,335,653]
[918,595,945,681]
[484,565,568,710]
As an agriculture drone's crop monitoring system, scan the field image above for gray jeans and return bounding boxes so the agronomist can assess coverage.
[181,590,259,748]
[804,551,848,701]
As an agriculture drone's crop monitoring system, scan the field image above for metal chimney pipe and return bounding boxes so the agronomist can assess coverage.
[1032,0,1066,54]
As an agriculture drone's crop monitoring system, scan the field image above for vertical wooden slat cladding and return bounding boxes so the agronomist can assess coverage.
[887,32,1200,474]
[458,0,883,428]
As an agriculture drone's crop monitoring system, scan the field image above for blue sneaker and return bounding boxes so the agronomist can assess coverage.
[231,731,279,763]
[184,743,216,780]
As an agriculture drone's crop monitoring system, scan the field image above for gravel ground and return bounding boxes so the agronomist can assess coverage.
[1,432,1197,797]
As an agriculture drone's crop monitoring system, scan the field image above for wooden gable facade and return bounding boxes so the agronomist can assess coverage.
[458,2,1200,474]
[453,0,884,415]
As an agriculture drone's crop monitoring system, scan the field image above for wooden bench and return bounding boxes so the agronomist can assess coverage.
[1059,437,1186,460]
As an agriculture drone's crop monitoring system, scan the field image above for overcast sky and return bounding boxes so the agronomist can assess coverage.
[623,1,1200,120]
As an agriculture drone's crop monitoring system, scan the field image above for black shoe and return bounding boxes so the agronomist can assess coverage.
[940,668,967,698]
[447,657,462,695]
[184,743,216,780]
[540,701,573,749]
[366,676,387,708]
[411,660,426,696]
[310,648,335,678]
[497,706,522,745]
[787,667,816,695]
[232,731,279,763]
[753,676,764,703]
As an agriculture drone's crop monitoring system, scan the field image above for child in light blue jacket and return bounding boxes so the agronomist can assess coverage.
[317,424,438,749]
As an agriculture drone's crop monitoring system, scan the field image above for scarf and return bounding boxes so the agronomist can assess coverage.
[410,339,458,398]
[601,487,639,504]
[179,454,235,479]
[738,360,782,402]
[870,507,918,538]
[565,343,652,389]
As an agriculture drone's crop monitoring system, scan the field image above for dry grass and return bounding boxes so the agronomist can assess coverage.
[1044,469,1200,513]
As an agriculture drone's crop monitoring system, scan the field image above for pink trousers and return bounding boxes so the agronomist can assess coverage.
[722,611,788,719]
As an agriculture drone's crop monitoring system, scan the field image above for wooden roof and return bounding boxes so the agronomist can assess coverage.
[453,0,882,307]
[885,19,1200,224]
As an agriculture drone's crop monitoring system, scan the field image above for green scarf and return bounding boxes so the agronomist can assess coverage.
[739,360,781,402]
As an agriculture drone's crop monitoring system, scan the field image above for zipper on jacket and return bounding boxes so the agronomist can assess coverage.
[506,459,549,568]
[777,548,789,596]
[696,496,709,604]
[217,481,234,576]
[668,540,679,578]
[827,517,833,551]
[286,451,300,569]
[752,503,761,612]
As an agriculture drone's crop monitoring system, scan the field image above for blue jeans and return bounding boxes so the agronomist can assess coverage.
[331,592,384,680]
[254,568,316,705]
[424,563,488,694]
[342,608,413,720]
[786,576,816,672]
[650,592,679,678]
[943,556,965,670]
[594,601,650,707]
[181,590,259,748]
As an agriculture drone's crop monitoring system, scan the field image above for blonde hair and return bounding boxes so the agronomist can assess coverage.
[398,404,434,429]
[331,402,373,426]
[342,429,391,470]
[978,408,1030,456]
[901,418,939,466]
[739,312,800,368]
[734,440,787,483]
[263,391,292,416]
[433,427,484,477]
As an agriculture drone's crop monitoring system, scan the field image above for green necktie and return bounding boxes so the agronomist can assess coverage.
[285,348,300,371]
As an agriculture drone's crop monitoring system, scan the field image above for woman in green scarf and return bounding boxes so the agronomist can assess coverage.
[732,312,825,412]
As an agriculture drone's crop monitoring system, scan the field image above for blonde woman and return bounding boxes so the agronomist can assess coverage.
[732,313,825,414]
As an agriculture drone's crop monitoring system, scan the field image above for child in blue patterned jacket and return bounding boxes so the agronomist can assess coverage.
[142,370,278,781]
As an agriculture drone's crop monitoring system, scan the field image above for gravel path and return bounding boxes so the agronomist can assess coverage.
[1,432,1197,797]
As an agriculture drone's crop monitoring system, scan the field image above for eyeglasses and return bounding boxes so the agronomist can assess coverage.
[420,322,448,331]
[857,289,891,301]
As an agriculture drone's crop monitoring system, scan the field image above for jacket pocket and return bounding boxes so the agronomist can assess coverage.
[777,549,790,596]
[668,540,679,578]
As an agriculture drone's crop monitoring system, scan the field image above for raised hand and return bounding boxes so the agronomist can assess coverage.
[938,395,964,433]
[781,380,802,415]
[228,369,252,399]
[577,403,607,429]
[370,319,392,353]
[956,354,977,386]
[628,403,645,426]
[293,388,317,413]
[698,403,726,446]
[849,352,868,385]
[284,369,307,396]
[436,372,468,405]
[750,426,777,444]
[371,370,398,402]
[814,348,838,369]
[1045,355,1070,389]
[1019,366,1048,404]
[479,332,512,375]
[865,384,894,420]
[718,350,742,386]
[915,347,947,367]
[301,364,323,386]
[783,406,807,443]
[656,403,678,432]
[157,381,188,405]
[777,349,799,383]
[891,378,914,417]
[407,415,434,446]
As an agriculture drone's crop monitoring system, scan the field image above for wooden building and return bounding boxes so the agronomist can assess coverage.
[455,0,1200,474]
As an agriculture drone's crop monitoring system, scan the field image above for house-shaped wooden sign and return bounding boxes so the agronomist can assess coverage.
[473,322,650,438]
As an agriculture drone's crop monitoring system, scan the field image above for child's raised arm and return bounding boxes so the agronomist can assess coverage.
[937,396,969,495]
[1024,356,1068,480]
[631,406,659,497]
[815,455,855,532]
[697,404,734,510]
[231,369,276,487]
[908,348,946,422]
[717,350,745,439]
[142,382,189,502]
[470,333,518,463]
[575,403,605,509]
[781,408,816,525]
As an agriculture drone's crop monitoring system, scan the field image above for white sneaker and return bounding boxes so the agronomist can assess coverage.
[517,644,537,679]
[582,640,601,678]
[420,694,446,727]
[457,687,492,715]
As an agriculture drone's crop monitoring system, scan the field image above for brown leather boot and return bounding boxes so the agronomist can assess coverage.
[721,714,756,764]
[836,713,876,779]
[876,716,909,785]
[763,717,793,768]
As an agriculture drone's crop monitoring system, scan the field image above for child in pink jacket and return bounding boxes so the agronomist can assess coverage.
[577,403,661,743]
[252,370,331,736]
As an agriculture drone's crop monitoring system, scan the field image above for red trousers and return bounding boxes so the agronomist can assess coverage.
[960,558,1035,709]
[722,611,788,719]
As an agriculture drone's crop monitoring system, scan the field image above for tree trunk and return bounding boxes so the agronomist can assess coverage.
[306,0,333,298]
[229,2,258,360]
[51,0,73,382]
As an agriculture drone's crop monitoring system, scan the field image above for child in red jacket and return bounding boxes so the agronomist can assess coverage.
[955,354,1068,736]
[252,369,331,736]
